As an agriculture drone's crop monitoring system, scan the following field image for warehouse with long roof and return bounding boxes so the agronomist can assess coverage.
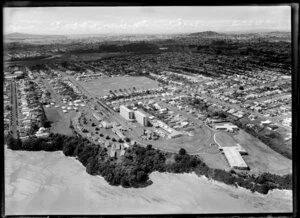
[222,147,249,170]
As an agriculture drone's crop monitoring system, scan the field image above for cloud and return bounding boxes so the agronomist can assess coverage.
[133,20,151,28]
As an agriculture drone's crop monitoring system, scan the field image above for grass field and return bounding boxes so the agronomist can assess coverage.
[149,127,214,154]
[233,130,292,175]
[44,107,74,136]
[214,132,238,147]
[198,153,231,171]
[79,76,159,97]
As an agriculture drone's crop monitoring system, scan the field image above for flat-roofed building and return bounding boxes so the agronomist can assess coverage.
[168,130,183,139]
[120,105,135,121]
[134,110,148,127]
[101,121,113,129]
[222,147,249,170]
[215,123,239,132]
[261,120,272,126]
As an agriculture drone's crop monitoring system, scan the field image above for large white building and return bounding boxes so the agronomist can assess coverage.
[221,147,249,170]
[134,110,148,127]
[120,105,135,121]
[215,123,239,132]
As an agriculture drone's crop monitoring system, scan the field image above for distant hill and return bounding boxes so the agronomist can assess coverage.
[262,31,291,37]
[5,32,66,40]
[188,31,222,37]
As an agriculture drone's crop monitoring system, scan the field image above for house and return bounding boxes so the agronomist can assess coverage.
[110,148,116,158]
[120,149,126,156]
[227,108,236,114]
[261,120,271,126]
[282,118,292,127]
[105,141,111,148]
[115,143,121,150]
[123,142,130,148]
[248,114,257,121]
[35,127,49,138]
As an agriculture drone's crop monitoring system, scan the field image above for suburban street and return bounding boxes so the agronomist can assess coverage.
[10,80,19,138]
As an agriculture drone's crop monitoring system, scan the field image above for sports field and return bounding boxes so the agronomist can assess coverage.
[79,76,159,97]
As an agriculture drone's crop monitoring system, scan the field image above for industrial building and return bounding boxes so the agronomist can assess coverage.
[120,105,135,121]
[134,110,148,127]
[221,147,249,170]
[215,123,239,132]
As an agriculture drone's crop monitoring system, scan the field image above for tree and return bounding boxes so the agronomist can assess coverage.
[146,144,152,150]
[218,111,227,119]
[63,142,76,156]
[255,184,270,194]
[5,105,11,111]
[86,157,97,175]
[136,170,148,182]
[179,148,186,155]
[42,120,52,128]
[6,135,22,150]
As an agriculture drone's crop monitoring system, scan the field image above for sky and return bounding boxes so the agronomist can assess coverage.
[3,6,291,35]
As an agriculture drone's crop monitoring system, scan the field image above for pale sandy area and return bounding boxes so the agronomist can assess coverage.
[5,145,292,215]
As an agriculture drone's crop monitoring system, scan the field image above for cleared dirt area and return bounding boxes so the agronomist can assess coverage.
[232,130,292,175]
[214,132,238,147]
[79,76,159,97]
[44,107,74,136]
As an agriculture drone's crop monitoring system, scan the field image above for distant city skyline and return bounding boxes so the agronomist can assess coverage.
[4,6,291,35]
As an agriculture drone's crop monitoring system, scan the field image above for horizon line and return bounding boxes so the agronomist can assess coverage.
[5,29,291,37]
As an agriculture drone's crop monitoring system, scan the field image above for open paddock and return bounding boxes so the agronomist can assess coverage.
[79,76,159,97]
[198,153,231,171]
[44,107,74,136]
[233,129,292,176]
[214,132,238,147]
[149,127,214,154]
